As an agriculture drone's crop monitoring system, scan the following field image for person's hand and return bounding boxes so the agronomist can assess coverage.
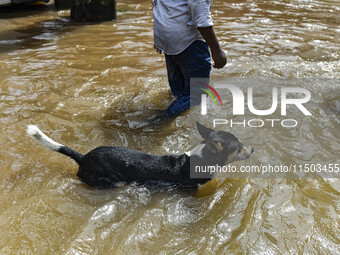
[197,26,227,69]
[154,44,163,54]
[211,48,227,69]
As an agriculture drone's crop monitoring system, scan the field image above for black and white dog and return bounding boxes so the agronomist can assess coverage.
[27,122,253,189]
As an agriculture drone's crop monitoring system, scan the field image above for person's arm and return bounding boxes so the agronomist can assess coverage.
[198,26,227,69]
[187,0,227,69]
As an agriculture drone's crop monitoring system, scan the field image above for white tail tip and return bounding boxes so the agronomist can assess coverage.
[26,125,63,151]
[27,125,41,137]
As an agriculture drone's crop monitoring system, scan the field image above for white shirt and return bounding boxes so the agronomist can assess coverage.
[153,0,213,55]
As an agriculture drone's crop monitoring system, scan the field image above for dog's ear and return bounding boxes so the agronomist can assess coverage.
[196,122,214,140]
[206,140,224,153]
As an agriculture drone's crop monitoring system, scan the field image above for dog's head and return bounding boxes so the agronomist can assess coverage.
[196,122,254,164]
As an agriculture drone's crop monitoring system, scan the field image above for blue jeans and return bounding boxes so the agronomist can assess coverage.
[164,40,211,116]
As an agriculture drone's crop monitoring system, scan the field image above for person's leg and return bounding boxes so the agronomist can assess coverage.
[183,40,211,101]
[165,54,185,98]
[149,53,186,121]
[165,40,212,116]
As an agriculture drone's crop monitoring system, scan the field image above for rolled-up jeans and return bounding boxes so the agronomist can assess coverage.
[164,40,211,116]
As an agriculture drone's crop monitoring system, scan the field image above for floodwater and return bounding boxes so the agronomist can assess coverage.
[0,0,339,254]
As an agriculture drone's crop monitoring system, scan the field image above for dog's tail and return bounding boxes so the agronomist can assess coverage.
[27,125,83,164]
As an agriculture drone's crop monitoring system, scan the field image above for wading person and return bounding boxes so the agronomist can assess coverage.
[153,0,227,117]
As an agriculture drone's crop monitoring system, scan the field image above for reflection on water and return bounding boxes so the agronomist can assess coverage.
[0,0,339,254]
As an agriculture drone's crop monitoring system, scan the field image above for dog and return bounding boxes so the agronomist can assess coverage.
[27,122,253,190]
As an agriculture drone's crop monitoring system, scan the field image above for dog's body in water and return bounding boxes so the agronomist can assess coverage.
[27,122,253,190]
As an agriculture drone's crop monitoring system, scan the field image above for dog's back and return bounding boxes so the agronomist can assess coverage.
[76,146,195,188]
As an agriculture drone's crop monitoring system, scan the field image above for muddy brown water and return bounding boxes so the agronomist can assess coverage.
[0,0,339,254]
